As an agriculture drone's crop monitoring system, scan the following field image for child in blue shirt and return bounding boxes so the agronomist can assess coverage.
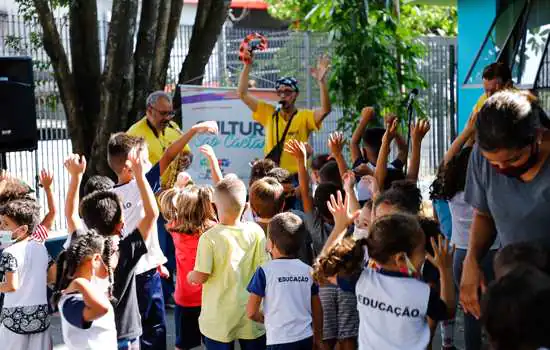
[247,212,323,349]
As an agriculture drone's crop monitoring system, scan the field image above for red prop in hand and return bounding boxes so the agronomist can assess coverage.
[239,33,268,64]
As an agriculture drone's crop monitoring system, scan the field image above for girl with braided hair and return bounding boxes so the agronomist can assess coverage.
[55,231,118,349]
[313,210,456,350]
[159,185,216,350]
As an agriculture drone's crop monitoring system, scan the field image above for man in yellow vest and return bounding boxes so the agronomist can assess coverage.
[237,51,332,175]
[127,91,191,308]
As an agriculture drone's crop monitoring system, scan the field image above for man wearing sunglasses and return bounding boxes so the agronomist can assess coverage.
[238,51,332,175]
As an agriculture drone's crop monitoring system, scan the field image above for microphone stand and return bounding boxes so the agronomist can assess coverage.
[404,97,415,175]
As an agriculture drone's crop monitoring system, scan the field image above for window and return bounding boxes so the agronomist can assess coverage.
[464,0,528,86]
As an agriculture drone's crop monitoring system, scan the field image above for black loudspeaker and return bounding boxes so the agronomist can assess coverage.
[0,57,37,152]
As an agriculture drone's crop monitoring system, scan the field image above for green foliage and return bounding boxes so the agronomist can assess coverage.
[266,1,431,130]
[400,4,457,37]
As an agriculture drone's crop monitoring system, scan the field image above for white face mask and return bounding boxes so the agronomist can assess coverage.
[0,230,15,249]
[353,227,369,239]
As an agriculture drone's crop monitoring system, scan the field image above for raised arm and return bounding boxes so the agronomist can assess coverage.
[39,169,57,230]
[343,171,360,213]
[387,114,409,165]
[312,55,332,127]
[427,236,457,319]
[406,119,430,182]
[64,154,86,233]
[159,121,219,176]
[320,190,359,256]
[284,140,313,213]
[443,112,476,165]
[237,51,260,112]
[374,119,398,190]
[199,145,223,185]
[129,148,159,240]
[328,131,348,177]
[351,107,375,163]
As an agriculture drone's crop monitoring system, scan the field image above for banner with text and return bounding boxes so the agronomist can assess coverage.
[180,85,278,185]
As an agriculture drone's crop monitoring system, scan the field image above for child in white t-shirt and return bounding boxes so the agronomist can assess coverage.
[314,206,456,350]
[247,212,323,349]
[0,199,53,349]
[56,231,118,349]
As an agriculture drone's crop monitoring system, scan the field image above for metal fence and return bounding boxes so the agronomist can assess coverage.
[0,15,457,230]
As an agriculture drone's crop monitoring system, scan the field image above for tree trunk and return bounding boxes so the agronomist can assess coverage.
[33,0,87,156]
[151,0,184,91]
[90,0,139,176]
[150,0,172,91]
[173,0,230,112]
[69,1,101,158]
[130,0,161,124]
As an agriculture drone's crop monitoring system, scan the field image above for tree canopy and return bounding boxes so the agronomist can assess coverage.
[15,0,230,176]
[264,0,457,128]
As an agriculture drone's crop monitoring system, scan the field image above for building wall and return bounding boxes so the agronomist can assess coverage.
[457,0,496,131]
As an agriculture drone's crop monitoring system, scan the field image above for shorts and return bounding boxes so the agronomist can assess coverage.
[266,337,312,350]
[0,325,51,350]
[175,305,202,349]
[203,334,266,350]
[319,285,359,340]
[118,337,139,350]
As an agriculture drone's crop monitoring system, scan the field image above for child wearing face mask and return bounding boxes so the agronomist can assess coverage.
[158,185,217,350]
[0,198,54,349]
[314,210,456,350]
[55,231,118,349]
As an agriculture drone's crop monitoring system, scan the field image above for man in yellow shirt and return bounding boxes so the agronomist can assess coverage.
[127,91,192,187]
[127,90,192,308]
[472,62,513,115]
[238,51,332,174]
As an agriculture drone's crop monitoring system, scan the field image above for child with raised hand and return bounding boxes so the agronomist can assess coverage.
[374,118,430,191]
[199,144,223,185]
[158,185,217,350]
[36,169,57,239]
[314,210,456,350]
[351,107,408,177]
[108,122,217,350]
[56,231,118,349]
[0,198,54,349]
[285,139,359,350]
[187,175,268,349]
[64,148,159,350]
[246,212,323,349]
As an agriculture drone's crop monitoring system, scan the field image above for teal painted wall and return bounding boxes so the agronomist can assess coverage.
[457,0,496,131]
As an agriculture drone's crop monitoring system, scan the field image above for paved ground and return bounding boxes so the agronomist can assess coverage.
[50,308,475,349]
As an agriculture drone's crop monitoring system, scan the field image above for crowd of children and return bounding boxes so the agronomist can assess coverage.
[0,88,550,350]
